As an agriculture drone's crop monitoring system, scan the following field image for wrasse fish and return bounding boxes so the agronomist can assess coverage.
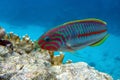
[38,18,108,51]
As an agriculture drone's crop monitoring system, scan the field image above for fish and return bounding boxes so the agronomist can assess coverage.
[38,18,108,51]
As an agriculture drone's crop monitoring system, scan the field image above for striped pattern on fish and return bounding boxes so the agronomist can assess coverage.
[38,18,108,51]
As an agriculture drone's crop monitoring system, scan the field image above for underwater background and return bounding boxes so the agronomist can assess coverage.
[0,0,120,79]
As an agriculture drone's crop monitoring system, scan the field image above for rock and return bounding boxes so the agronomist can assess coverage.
[0,72,17,80]
[0,46,10,57]
[50,62,112,80]
[0,47,113,80]
[10,64,56,80]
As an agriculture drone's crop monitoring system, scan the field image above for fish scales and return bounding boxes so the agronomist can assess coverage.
[65,21,105,48]
[60,27,68,44]
[61,21,106,49]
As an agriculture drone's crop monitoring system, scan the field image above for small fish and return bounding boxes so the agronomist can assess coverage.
[38,18,108,51]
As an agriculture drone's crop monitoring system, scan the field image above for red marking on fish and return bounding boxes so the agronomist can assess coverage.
[38,18,108,51]
[78,29,107,38]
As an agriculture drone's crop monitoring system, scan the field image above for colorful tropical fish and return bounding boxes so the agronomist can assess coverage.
[38,18,108,51]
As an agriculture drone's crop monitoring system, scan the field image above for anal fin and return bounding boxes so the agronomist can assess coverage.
[90,34,109,47]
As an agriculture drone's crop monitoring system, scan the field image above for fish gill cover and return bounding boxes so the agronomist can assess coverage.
[0,0,120,80]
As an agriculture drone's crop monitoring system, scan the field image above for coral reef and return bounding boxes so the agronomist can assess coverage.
[0,46,113,80]
[0,26,5,38]
[0,27,113,80]
[3,32,34,54]
[48,51,64,65]
[0,27,13,54]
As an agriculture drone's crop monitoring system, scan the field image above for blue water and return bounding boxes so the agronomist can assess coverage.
[0,0,120,79]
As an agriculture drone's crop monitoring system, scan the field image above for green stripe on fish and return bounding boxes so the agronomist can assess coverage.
[90,34,109,46]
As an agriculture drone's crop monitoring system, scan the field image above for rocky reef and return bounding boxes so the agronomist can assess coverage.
[0,27,113,80]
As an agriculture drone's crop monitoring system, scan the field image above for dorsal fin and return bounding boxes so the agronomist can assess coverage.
[63,18,107,25]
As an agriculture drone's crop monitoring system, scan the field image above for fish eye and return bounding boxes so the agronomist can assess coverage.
[44,36,51,42]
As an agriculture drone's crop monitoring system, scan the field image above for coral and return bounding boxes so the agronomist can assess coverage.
[0,46,113,80]
[3,32,35,54]
[48,51,64,65]
[52,53,64,65]
[50,62,113,80]
[0,48,55,80]
[0,26,5,38]
[0,39,13,53]
[0,46,10,57]
[0,27,13,54]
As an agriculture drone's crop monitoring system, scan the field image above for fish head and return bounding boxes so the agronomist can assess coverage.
[38,32,62,51]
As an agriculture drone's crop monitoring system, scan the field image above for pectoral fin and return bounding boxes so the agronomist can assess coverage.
[66,43,75,52]
[90,34,109,47]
